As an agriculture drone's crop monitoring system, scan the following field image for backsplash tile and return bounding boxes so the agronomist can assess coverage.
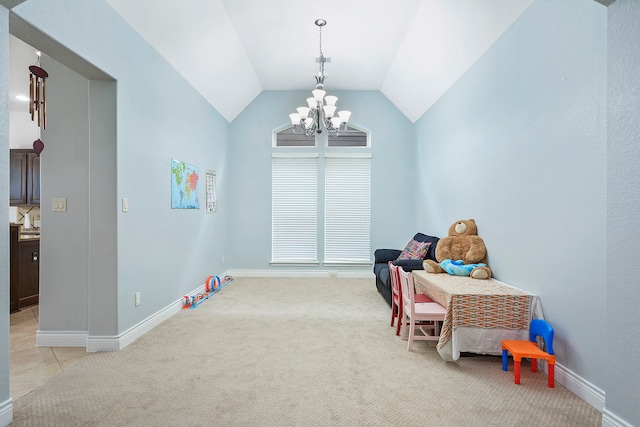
[16,206,41,228]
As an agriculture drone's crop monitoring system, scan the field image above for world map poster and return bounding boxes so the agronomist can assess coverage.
[171,158,200,209]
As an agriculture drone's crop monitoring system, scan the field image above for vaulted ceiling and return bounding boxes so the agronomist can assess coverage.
[104,0,541,123]
[10,1,537,123]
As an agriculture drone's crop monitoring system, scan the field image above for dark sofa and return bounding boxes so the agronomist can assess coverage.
[373,233,440,306]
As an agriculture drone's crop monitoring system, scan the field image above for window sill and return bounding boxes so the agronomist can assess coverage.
[323,261,372,267]
[270,261,320,267]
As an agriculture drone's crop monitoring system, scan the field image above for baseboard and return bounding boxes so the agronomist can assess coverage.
[555,361,605,411]
[87,294,185,352]
[0,397,12,427]
[227,269,374,278]
[602,408,634,427]
[35,330,88,347]
[34,279,218,352]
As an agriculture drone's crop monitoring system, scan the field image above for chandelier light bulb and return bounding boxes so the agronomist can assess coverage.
[330,117,342,128]
[306,97,316,109]
[289,113,301,125]
[324,95,338,106]
[304,117,314,129]
[324,105,337,118]
[312,89,326,102]
[297,106,310,118]
[338,110,351,123]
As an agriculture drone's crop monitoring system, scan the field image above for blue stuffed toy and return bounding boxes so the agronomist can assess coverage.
[439,259,488,277]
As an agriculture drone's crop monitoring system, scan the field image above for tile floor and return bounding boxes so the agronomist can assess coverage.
[9,305,94,399]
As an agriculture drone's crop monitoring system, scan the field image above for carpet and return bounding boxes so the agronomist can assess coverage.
[11,277,601,426]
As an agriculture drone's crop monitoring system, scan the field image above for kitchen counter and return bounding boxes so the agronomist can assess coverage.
[11,223,40,241]
[19,234,40,241]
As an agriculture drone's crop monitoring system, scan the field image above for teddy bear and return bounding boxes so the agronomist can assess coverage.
[423,219,492,279]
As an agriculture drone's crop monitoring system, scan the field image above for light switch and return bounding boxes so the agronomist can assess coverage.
[122,198,129,212]
[52,198,67,212]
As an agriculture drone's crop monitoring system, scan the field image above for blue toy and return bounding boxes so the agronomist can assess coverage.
[439,259,488,277]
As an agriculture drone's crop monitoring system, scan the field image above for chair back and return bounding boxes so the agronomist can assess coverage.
[529,319,555,355]
[398,267,415,313]
[389,262,401,301]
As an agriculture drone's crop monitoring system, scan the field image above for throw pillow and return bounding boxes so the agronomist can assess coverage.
[397,240,431,260]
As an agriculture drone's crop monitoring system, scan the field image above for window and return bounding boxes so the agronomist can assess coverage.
[271,154,318,264]
[272,125,371,266]
[274,126,315,147]
[324,154,371,264]
[327,126,368,147]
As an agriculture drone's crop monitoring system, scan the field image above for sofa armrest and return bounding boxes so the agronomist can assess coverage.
[374,249,402,264]
[392,258,425,272]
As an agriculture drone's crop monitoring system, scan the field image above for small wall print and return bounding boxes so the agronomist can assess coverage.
[206,170,217,213]
[171,158,200,209]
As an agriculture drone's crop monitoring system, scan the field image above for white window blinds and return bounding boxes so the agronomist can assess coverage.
[324,154,371,264]
[271,154,319,263]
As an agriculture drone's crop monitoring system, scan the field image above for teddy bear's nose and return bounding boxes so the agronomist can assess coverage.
[455,222,467,234]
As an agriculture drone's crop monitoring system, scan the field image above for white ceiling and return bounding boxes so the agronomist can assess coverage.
[10,0,535,123]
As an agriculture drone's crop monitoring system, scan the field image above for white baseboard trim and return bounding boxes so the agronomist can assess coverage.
[36,330,88,347]
[34,279,220,352]
[87,294,185,352]
[555,361,605,411]
[602,408,633,427]
[227,269,374,279]
[0,397,13,427]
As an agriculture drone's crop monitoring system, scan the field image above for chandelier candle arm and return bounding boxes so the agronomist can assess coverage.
[288,19,351,137]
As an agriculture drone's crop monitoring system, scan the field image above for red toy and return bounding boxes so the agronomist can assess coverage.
[182,275,232,309]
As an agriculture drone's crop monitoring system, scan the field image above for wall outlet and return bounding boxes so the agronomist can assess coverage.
[135,291,141,307]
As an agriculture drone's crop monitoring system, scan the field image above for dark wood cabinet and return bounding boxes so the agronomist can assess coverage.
[10,224,40,313]
[10,225,20,313]
[10,149,40,206]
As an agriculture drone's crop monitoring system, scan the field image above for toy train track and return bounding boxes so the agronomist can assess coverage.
[182,275,233,309]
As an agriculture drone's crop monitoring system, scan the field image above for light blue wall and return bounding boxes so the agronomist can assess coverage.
[8,0,232,337]
[606,1,640,425]
[415,0,607,389]
[228,90,416,270]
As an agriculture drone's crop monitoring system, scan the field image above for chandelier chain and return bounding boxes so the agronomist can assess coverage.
[318,24,324,75]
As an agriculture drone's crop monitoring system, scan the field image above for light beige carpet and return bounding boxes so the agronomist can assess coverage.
[11,277,601,426]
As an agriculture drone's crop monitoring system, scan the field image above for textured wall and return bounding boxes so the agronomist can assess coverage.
[606,0,640,424]
[414,0,607,389]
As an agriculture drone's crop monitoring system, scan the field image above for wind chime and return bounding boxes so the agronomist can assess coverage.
[29,53,48,156]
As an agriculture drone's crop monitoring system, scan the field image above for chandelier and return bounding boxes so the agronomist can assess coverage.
[288,19,351,137]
